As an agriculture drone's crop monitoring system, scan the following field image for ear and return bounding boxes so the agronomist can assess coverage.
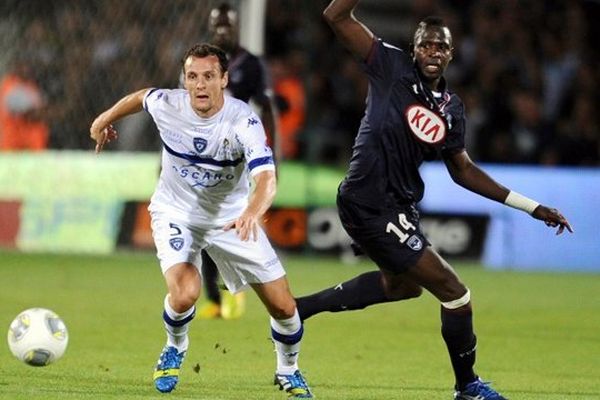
[222,71,229,89]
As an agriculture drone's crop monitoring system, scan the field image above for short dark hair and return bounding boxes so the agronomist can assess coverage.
[413,16,451,44]
[181,43,229,74]
[214,2,234,15]
[210,2,237,27]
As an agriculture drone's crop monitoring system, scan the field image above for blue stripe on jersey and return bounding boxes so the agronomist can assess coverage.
[162,140,244,167]
[143,88,159,111]
[248,156,274,171]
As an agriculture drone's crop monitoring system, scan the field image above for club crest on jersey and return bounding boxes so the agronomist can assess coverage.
[405,105,447,144]
[193,137,207,153]
[169,237,184,251]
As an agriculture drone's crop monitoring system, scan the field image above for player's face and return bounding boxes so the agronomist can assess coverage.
[413,26,453,86]
[183,55,228,118]
[209,11,238,53]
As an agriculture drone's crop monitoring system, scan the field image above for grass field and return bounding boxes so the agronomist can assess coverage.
[0,250,599,399]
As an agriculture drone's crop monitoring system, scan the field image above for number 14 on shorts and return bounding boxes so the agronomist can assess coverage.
[386,213,416,243]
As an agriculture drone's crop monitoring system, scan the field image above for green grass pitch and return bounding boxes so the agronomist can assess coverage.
[0,250,599,399]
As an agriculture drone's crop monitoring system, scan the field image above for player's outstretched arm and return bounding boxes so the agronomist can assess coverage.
[323,0,375,61]
[89,88,149,153]
[444,150,573,235]
[224,170,277,241]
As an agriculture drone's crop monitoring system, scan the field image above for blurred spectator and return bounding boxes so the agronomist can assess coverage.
[208,2,278,155]
[270,49,306,160]
[0,0,596,166]
[0,57,49,151]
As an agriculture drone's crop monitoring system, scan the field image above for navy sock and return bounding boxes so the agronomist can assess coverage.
[201,251,221,304]
[296,271,387,321]
[441,307,477,389]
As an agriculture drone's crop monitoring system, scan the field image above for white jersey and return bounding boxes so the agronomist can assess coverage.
[143,88,275,227]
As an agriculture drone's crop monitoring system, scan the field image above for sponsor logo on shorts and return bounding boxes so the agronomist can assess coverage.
[407,235,423,251]
[169,237,184,251]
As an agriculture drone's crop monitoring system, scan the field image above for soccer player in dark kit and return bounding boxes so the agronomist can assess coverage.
[295,1,573,399]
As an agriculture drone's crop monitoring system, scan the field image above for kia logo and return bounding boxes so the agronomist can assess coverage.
[405,105,446,144]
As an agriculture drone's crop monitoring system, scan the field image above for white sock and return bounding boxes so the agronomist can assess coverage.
[163,294,195,353]
[271,309,303,375]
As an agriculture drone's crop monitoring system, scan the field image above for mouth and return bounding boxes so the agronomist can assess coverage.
[195,94,209,101]
[424,63,441,74]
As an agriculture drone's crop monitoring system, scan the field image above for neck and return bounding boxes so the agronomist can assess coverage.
[416,68,443,91]
[193,97,225,119]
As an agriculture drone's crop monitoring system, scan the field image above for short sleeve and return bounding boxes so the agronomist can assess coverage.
[234,112,275,176]
[143,88,161,114]
[362,39,414,83]
[441,97,466,154]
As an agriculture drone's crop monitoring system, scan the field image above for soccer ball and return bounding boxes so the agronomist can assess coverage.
[7,308,69,366]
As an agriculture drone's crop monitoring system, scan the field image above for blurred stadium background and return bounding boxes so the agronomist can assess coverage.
[0,0,598,270]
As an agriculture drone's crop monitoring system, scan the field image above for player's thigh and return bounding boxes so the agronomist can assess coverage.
[404,247,467,302]
[251,276,296,319]
[338,197,428,274]
[150,213,204,275]
[205,227,285,293]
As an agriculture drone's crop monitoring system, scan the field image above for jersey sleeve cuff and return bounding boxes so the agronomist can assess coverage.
[249,163,275,177]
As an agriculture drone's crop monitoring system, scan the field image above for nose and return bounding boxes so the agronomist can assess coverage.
[428,45,442,57]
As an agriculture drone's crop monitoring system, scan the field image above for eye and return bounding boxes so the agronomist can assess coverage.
[439,43,450,52]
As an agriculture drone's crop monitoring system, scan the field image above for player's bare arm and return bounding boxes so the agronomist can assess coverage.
[89,88,149,153]
[323,0,374,61]
[224,170,277,241]
[444,150,573,235]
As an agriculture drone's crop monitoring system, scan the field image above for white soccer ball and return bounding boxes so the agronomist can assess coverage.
[7,308,69,366]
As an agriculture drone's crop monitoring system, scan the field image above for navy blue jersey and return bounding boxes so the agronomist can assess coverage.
[339,39,466,209]
[226,47,270,106]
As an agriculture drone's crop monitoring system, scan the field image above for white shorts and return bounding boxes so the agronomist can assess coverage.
[150,212,285,293]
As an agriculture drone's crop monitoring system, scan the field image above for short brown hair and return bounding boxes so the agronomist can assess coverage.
[181,43,229,74]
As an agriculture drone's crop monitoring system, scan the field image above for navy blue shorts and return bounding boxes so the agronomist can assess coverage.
[337,194,429,274]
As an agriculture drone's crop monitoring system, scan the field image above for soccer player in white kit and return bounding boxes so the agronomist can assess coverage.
[90,43,313,398]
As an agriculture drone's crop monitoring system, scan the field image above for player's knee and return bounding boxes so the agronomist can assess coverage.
[386,284,423,300]
[441,288,471,310]
[382,278,423,301]
[267,301,297,320]
[170,285,200,311]
[433,274,468,302]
